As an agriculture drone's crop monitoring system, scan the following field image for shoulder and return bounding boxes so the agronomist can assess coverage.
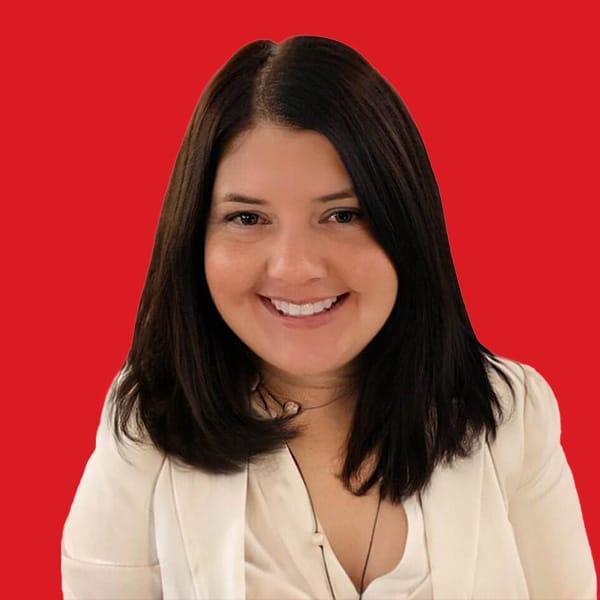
[484,356,562,501]
[487,355,561,428]
[62,371,167,566]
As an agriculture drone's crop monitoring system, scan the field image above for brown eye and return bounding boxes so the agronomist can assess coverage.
[239,213,259,226]
[327,210,362,224]
[226,212,262,226]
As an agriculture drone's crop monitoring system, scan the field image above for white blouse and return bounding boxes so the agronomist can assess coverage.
[245,443,433,599]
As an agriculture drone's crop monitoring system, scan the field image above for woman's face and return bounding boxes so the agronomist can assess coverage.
[204,123,398,380]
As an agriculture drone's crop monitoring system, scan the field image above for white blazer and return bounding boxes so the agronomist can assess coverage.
[61,359,596,599]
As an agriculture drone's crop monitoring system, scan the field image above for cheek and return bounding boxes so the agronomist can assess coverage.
[204,240,258,305]
[349,245,398,297]
[204,242,232,302]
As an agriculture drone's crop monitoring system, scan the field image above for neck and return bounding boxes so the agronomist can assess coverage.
[260,364,356,405]
[256,361,360,446]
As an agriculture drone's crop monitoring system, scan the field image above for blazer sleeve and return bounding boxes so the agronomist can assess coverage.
[507,365,596,599]
[61,375,167,600]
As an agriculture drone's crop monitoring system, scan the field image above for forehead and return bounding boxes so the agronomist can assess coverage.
[212,124,353,198]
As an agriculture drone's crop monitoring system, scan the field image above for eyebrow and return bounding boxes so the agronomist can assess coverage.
[218,188,356,205]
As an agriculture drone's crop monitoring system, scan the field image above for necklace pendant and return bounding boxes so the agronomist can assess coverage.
[283,400,301,415]
[311,532,325,546]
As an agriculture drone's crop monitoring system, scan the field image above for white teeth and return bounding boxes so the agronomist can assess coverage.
[270,296,339,317]
[300,304,313,316]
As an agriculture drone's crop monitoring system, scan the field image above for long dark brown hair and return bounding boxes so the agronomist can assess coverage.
[111,35,513,502]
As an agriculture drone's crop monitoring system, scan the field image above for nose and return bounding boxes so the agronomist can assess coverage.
[266,227,328,285]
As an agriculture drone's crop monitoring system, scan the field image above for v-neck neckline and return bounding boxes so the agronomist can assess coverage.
[254,443,425,598]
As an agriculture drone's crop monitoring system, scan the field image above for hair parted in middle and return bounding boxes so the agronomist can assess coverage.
[111,35,513,503]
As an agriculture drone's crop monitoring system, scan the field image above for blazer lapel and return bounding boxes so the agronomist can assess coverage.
[164,442,484,600]
[169,461,248,599]
[421,439,485,599]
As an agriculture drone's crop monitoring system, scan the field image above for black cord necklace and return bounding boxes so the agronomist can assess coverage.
[257,381,346,416]
[255,384,383,599]
[286,442,383,599]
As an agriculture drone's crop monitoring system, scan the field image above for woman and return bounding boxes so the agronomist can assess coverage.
[61,36,596,599]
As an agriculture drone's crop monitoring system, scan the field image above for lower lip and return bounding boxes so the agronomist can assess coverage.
[259,294,349,329]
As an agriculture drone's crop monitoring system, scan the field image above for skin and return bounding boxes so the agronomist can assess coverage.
[204,122,398,416]
[204,123,407,592]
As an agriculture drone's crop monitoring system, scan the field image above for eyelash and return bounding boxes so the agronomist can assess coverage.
[224,209,363,226]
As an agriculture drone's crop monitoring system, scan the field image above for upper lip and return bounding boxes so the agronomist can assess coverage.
[260,294,345,304]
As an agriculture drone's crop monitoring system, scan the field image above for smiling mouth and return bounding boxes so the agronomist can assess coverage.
[266,293,348,317]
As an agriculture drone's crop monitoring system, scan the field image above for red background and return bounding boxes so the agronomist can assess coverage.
[2,1,598,597]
